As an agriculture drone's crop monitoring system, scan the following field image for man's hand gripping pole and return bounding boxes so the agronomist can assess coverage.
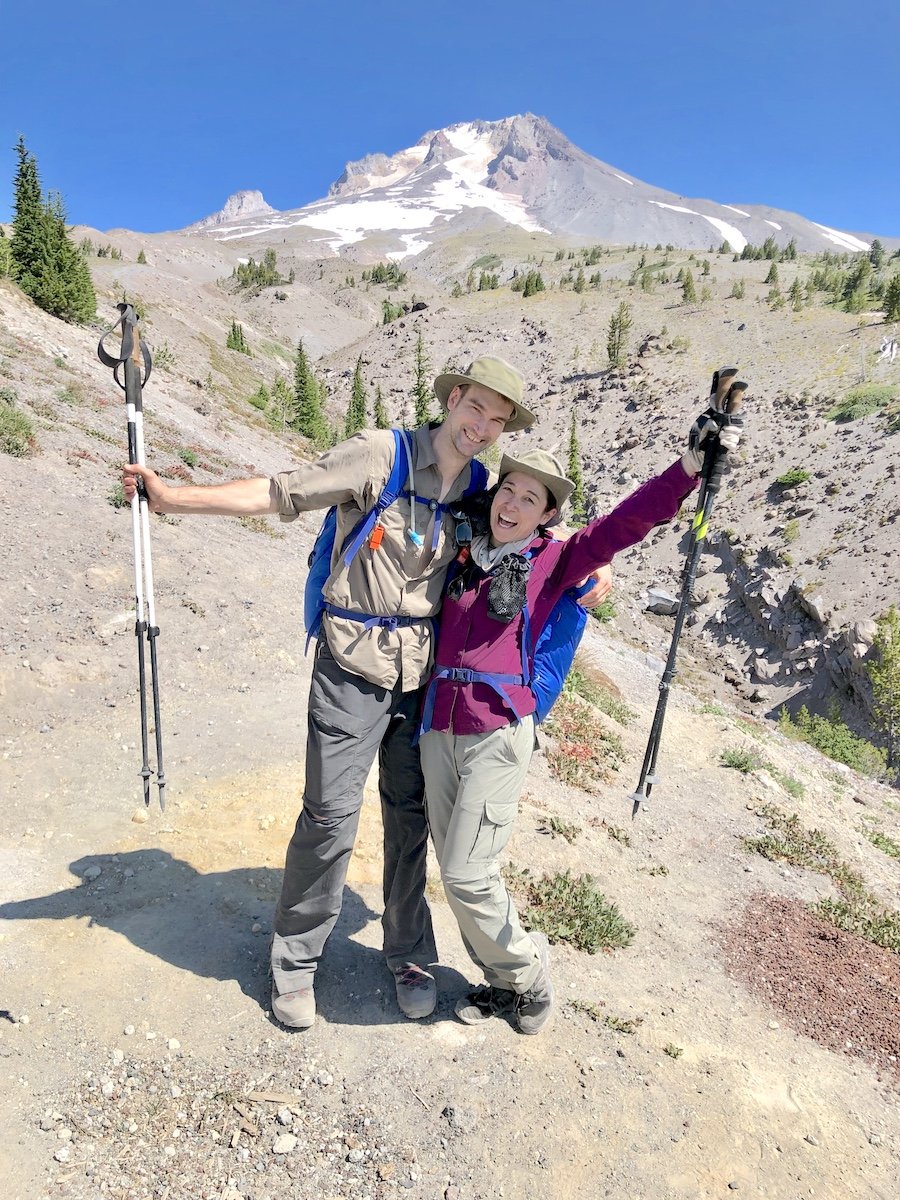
[98,304,167,809]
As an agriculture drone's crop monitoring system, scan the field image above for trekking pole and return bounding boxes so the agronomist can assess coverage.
[630,368,747,820]
[98,303,167,810]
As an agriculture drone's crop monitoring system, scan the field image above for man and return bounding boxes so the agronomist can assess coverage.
[124,356,610,1029]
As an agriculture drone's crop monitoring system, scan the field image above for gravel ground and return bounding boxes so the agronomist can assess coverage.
[723,893,900,1087]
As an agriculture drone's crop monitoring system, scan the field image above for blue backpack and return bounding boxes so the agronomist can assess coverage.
[530,578,592,722]
[303,429,488,647]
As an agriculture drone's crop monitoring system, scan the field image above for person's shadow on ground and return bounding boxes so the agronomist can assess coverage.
[0,850,469,1027]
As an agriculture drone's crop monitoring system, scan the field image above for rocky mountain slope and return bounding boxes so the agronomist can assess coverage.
[2,148,900,1198]
[189,116,891,260]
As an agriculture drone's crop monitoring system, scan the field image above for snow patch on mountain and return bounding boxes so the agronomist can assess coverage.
[811,222,869,252]
[648,200,747,251]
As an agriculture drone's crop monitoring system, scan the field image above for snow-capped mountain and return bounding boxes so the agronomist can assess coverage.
[187,115,873,259]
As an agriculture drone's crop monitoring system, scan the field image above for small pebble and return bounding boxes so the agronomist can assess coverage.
[804,1134,819,1146]
[131,809,149,824]
[111,1049,124,1065]
[273,1134,298,1155]
[83,866,102,881]
[145,1031,157,1040]
[123,1025,135,1036]
[868,1132,883,1146]
[167,1038,181,1051]
[53,1146,70,1163]
[767,1020,780,1030]
[276,1108,293,1126]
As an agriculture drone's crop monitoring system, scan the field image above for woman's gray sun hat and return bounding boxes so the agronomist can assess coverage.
[433,355,537,432]
[498,449,575,527]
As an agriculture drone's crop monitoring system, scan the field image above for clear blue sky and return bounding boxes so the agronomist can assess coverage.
[2,0,898,237]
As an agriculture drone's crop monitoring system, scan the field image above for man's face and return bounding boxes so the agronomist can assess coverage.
[444,384,514,459]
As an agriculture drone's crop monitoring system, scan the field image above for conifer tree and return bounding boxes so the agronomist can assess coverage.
[0,229,11,278]
[606,301,633,369]
[868,605,900,767]
[573,267,586,294]
[373,385,390,430]
[292,340,328,445]
[10,137,45,296]
[226,320,250,355]
[764,262,779,286]
[10,139,96,323]
[269,376,296,432]
[788,277,804,311]
[884,275,900,322]
[567,410,587,524]
[869,239,885,270]
[681,269,697,304]
[137,249,147,265]
[345,356,367,437]
[412,334,431,426]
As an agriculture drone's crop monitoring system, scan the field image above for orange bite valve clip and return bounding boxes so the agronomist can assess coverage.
[368,524,385,550]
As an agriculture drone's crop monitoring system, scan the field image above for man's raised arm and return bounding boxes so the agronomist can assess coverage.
[122,464,276,516]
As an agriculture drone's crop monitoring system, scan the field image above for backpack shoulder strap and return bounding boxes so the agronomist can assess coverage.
[339,430,409,569]
[464,458,489,497]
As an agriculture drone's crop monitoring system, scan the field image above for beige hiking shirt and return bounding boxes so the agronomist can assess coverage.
[269,426,484,691]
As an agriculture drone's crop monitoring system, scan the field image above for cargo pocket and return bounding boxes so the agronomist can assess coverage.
[473,793,518,862]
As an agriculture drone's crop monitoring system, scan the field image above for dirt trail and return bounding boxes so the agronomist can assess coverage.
[2,615,899,1200]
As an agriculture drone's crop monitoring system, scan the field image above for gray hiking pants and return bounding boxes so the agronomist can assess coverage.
[420,718,541,993]
[271,641,437,993]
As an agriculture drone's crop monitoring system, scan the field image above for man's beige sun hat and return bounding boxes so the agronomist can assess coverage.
[497,448,575,525]
[433,355,537,432]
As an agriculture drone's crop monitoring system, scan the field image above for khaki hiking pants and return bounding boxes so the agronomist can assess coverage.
[420,717,541,993]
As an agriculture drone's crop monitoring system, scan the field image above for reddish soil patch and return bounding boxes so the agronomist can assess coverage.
[723,893,900,1084]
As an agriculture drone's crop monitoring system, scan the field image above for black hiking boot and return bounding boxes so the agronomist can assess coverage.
[454,983,516,1025]
[514,933,554,1035]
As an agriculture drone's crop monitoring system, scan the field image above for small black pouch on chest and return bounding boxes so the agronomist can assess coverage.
[487,554,531,623]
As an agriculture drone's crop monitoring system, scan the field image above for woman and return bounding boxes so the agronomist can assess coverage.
[419,412,742,1034]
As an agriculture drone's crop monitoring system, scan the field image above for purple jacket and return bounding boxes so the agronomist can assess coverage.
[425,459,698,735]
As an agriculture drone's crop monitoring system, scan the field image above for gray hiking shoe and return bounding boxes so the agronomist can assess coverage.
[514,933,554,1036]
[454,983,517,1026]
[392,963,437,1019]
[271,984,316,1029]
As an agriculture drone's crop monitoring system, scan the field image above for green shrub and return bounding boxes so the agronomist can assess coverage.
[544,693,626,789]
[746,804,900,954]
[589,597,616,623]
[0,393,38,456]
[563,665,635,725]
[825,384,896,422]
[107,483,126,508]
[776,467,810,486]
[178,448,198,468]
[778,704,891,779]
[720,747,766,773]
[503,866,635,953]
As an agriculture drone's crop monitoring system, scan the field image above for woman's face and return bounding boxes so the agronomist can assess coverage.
[490,471,557,544]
